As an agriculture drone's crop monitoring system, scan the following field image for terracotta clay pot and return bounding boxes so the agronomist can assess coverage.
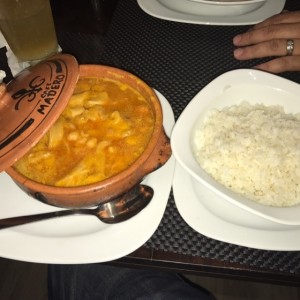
[5,63,172,208]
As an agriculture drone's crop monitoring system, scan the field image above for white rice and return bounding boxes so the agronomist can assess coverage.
[193,101,300,207]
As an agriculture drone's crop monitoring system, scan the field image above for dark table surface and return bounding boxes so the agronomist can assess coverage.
[57,0,300,287]
[1,0,300,288]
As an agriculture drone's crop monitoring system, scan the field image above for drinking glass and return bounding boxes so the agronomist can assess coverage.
[0,0,58,63]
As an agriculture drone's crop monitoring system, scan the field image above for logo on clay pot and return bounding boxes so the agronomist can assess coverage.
[12,76,44,110]
[11,59,66,114]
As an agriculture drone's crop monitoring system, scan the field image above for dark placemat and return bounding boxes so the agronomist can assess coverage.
[98,0,300,275]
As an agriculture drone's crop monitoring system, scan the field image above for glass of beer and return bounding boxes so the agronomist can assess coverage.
[0,0,58,63]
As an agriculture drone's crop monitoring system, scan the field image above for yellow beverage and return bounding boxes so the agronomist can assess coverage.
[0,0,58,62]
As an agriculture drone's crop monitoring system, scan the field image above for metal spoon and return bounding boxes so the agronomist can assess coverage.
[0,184,154,229]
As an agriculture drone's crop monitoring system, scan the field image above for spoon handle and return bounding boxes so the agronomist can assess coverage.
[0,209,95,229]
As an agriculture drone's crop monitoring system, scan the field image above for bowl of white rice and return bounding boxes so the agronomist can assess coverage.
[171,69,300,226]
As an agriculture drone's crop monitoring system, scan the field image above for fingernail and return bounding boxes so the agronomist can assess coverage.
[234,48,243,58]
[233,35,241,45]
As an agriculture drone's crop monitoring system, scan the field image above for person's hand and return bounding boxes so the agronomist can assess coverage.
[233,11,300,73]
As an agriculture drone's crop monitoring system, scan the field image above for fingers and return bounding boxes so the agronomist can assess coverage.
[233,23,300,47]
[253,11,300,30]
[254,56,300,73]
[234,39,300,60]
[232,11,300,73]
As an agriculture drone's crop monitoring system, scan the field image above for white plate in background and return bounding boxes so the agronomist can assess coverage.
[137,0,285,25]
[159,0,266,17]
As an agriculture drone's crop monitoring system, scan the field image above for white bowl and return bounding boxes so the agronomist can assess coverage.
[159,0,266,17]
[191,171,298,231]
[171,69,300,226]
[190,0,265,3]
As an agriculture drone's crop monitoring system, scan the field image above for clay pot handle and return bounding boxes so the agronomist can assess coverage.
[0,83,6,99]
[142,129,172,175]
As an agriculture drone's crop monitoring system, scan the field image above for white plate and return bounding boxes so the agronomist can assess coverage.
[137,0,285,25]
[171,69,300,226]
[0,90,175,264]
[158,0,265,17]
[173,163,300,251]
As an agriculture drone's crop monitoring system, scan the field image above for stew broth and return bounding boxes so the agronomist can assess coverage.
[14,77,155,187]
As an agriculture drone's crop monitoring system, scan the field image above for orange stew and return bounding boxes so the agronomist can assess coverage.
[14,77,155,186]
